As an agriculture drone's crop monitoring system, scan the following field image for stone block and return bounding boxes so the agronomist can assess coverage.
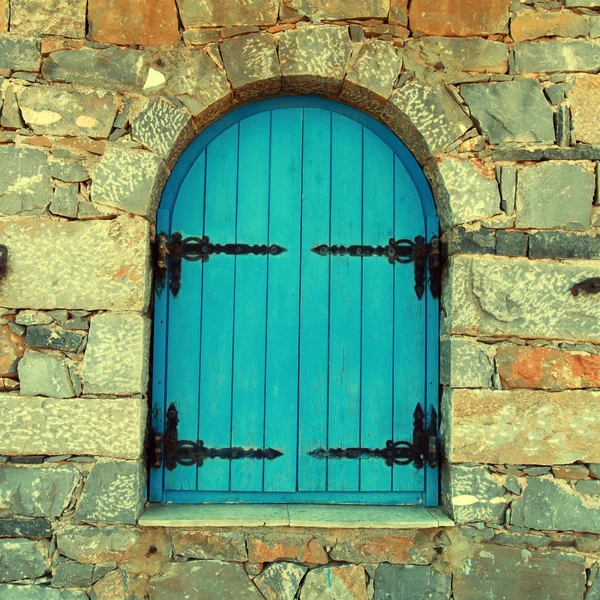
[279,26,352,96]
[57,525,140,564]
[552,464,590,480]
[515,40,600,73]
[516,162,594,230]
[301,564,368,600]
[440,337,494,388]
[382,83,472,163]
[0,465,78,518]
[442,389,600,465]
[42,47,146,91]
[511,10,590,42]
[0,217,150,311]
[176,0,277,27]
[221,32,280,102]
[0,519,51,539]
[0,0,6,32]
[281,0,388,20]
[496,230,528,256]
[575,479,600,494]
[444,227,497,255]
[83,312,150,396]
[24,326,85,352]
[341,40,402,112]
[48,160,89,183]
[374,565,451,600]
[91,569,130,600]
[453,546,585,599]
[529,231,600,260]
[247,532,329,564]
[75,460,146,525]
[174,531,248,561]
[52,561,95,588]
[460,80,554,145]
[566,0,600,5]
[18,350,75,399]
[568,74,600,144]
[50,186,79,219]
[255,562,307,600]
[0,325,24,378]
[1,85,24,130]
[17,86,118,138]
[88,0,180,45]
[0,539,48,583]
[0,35,40,71]
[10,0,86,37]
[150,560,264,599]
[0,146,53,216]
[0,587,88,599]
[425,159,501,229]
[0,396,147,459]
[409,0,509,36]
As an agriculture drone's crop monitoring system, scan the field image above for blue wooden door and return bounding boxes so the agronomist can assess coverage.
[151,97,439,505]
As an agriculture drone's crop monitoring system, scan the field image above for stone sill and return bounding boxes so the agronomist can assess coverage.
[138,504,454,529]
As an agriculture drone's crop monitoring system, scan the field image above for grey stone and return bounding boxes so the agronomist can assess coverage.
[150,560,264,599]
[15,311,52,326]
[57,526,140,564]
[279,26,352,96]
[575,480,600,494]
[24,326,85,353]
[0,36,41,71]
[0,519,51,538]
[498,166,516,215]
[591,16,600,38]
[440,336,494,388]
[182,29,221,45]
[254,562,308,600]
[375,564,451,600]
[504,475,523,494]
[460,80,554,145]
[0,396,147,459]
[281,0,388,20]
[8,322,25,336]
[17,86,118,138]
[556,104,571,147]
[91,147,168,219]
[543,146,600,160]
[0,465,78,518]
[0,587,88,600]
[0,147,53,216]
[50,186,79,219]
[176,0,277,27]
[523,466,551,476]
[0,538,48,582]
[575,533,600,552]
[18,350,75,399]
[42,47,146,90]
[221,32,281,102]
[0,85,25,129]
[174,530,248,561]
[589,464,600,478]
[544,84,565,105]
[441,463,508,524]
[515,40,600,73]
[492,147,543,161]
[516,162,595,230]
[10,0,86,37]
[83,313,150,396]
[349,25,365,42]
[52,561,94,588]
[529,231,600,260]
[566,0,600,5]
[444,227,496,256]
[496,230,528,256]
[59,318,89,331]
[75,460,145,525]
[301,564,368,600]
[493,532,551,548]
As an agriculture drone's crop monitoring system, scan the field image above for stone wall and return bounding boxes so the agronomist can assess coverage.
[2,0,600,598]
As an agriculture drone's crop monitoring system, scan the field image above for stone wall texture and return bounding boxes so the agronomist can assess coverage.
[1,0,600,598]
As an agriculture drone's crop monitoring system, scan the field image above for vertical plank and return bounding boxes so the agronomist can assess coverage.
[197,125,238,492]
[360,130,394,492]
[231,113,270,492]
[327,114,363,492]
[264,108,303,492]
[164,153,206,492]
[297,108,331,492]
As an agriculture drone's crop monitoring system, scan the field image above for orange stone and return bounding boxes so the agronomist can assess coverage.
[511,10,590,43]
[409,0,510,36]
[88,0,181,46]
[568,75,600,144]
[0,325,25,377]
[246,533,329,565]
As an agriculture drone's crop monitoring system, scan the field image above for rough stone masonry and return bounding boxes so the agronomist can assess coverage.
[2,0,600,598]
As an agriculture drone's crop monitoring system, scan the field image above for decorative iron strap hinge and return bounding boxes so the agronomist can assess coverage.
[312,235,441,300]
[155,233,287,297]
[151,404,283,471]
[308,404,438,470]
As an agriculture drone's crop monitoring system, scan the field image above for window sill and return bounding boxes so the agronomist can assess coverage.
[138,504,454,529]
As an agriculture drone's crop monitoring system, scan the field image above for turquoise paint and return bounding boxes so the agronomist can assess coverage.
[150,96,439,506]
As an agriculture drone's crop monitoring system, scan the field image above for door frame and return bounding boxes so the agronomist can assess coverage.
[149,96,440,506]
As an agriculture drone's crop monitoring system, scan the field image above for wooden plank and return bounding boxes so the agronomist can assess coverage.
[197,124,238,492]
[360,129,394,492]
[263,108,303,493]
[231,113,270,492]
[327,114,363,492]
[297,108,331,492]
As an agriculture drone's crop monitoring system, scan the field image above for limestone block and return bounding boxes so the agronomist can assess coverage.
[425,158,501,229]
[174,531,247,561]
[511,10,590,42]
[0,147,53,216]
[254,562,307,600]
[57,525,140,564]
[281,0,389,20]
[221,32,281,102]
[0,217,150,311]
[0,538,49,583]
[42,47,147,91]
[0,0,6,32]
[150,561,265,599]
[279,26,352,96]
[382,83,472,164]
[341,40,402,113]
[131,98,194,168]
[409,0,509,36]
[16,86,118,139]
[516,162,594,230]
[0,465,79,518]
[442,389,600,465]
[91,147,168,219]
[10,0,86,38]
[0,396,147,459]
[375,565,451,600]
[83,312,150,396]
[460,80,554,145]
[18,350,75,399]
[515,40,600,73]
[176,0,277,26]
[568,75,600,144]
[0,35,41,71]
[444,255,600,341]
[0,325,24,378]
[0,587,88,599]
[88,0,180,45]
[300,564,368,600]
[440,337,494,388]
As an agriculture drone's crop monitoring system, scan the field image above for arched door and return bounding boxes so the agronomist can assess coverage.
[150,97,439,505]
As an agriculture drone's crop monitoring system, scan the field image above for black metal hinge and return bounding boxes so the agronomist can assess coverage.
[312,235,441,300]
[155,233,286,297]
[151,404,283,471]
